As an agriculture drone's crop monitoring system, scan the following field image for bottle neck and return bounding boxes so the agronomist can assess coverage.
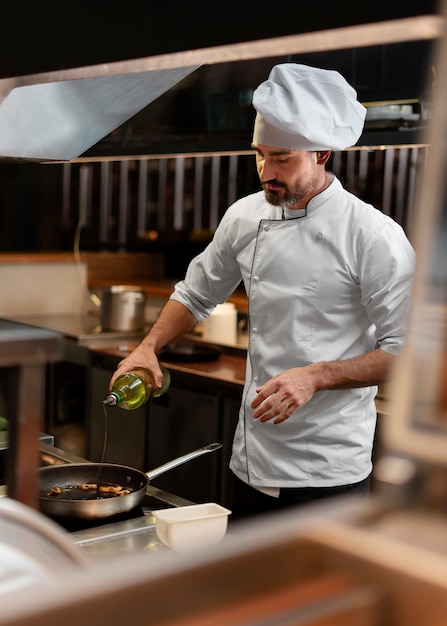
[103,392,120,406]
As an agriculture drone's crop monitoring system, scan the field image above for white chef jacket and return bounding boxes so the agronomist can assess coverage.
[171,176,415,488]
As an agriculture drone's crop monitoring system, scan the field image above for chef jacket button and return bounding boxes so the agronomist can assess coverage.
[316,231,324,240]
[252,327,258,333]
[253,275,259,283]
[253,376,258,383]
[264,225,270,232]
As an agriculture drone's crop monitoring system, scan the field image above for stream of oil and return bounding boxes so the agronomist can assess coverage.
[91,403,109,485]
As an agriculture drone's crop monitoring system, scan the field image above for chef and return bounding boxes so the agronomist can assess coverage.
[110,64,415,519]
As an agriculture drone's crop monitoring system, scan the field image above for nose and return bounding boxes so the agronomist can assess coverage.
[258,157,275,182]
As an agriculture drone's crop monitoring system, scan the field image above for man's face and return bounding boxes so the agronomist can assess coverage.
[252,144,322,210]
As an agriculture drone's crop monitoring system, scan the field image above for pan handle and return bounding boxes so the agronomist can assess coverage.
[146,442,222,480]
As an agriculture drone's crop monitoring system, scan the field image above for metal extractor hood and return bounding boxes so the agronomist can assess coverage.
[0,65,198,161]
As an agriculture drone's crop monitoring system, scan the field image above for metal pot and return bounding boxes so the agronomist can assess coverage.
[39,443,222,521]
[100,285,146,332]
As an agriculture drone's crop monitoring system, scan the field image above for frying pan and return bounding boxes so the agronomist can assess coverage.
[159,343,221,362]
[39,442,222,521]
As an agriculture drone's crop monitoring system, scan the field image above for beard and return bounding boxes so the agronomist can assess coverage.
[262,176,317,208]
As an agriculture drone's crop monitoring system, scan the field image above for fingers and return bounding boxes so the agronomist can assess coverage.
[109,347,159,389]
[252,392,295,424]
[252,392,279,419]
[250,368,315,424]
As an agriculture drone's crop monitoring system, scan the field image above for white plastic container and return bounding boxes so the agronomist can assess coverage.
[202,302,237,345]
[153,503,231,552]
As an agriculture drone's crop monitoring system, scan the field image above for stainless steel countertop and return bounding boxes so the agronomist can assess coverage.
[4,313,146,346]
[4,312,249,350]
[70,513,166,563]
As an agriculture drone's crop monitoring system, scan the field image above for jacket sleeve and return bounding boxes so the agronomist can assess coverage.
[359,219,416,355]
[170,206,244,322]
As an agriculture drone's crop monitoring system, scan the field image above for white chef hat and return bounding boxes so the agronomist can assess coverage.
[252,63,366,151]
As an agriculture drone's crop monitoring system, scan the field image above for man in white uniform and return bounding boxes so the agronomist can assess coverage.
[110,64,415,519]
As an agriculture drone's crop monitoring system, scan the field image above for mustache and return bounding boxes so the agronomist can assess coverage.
[262,180,286,189]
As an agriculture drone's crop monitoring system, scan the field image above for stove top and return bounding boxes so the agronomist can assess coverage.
[51,492,173,533]
[39,442,194,561]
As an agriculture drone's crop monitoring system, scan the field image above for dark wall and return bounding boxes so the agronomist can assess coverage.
[0,164,63,251]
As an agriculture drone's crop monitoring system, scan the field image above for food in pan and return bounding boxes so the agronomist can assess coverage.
[46,483,132,498]
[98,485,131,496]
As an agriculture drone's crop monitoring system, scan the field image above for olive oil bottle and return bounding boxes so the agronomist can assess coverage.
[103,365,171,410]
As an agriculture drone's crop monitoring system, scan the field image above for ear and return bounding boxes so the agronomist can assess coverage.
[316,150,332,165]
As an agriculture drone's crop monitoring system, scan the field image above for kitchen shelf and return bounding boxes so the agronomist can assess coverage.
[79,128,430,161]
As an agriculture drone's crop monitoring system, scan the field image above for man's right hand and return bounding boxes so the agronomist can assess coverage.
[109,341,163,389]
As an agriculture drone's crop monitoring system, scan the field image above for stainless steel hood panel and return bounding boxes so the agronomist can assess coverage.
[0,66,197,161]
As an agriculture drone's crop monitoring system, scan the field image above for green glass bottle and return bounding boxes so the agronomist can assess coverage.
[103,365,171,410]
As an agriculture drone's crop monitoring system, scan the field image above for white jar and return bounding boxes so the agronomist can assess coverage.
[202,302,238,345]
